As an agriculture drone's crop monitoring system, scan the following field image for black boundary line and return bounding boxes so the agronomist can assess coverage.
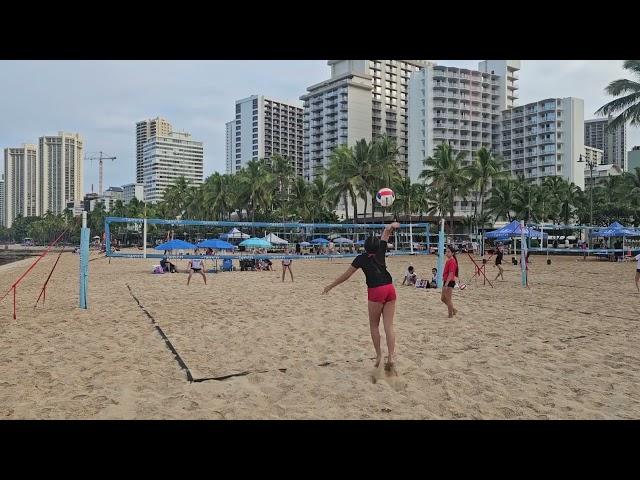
[126,284,194,382]
[126,283,383,384]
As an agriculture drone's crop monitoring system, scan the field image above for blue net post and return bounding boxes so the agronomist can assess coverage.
[79,212,89,309]
[105,218,111,256]
[520,220,527,287]
[426,223,430,254]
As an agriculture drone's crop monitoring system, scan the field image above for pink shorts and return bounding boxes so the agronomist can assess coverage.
[367,284,397,303]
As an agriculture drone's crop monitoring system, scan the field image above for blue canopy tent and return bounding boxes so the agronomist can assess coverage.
[310,237,329,244]
[299,241,312,247]
[590,221,638,237]
[485,220,547,239]
[154,239,196,251]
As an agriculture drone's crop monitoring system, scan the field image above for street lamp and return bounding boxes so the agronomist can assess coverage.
[577,153,599,228]
[577,153,601,254]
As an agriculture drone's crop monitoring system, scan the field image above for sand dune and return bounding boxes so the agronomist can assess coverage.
[1,251,639,419]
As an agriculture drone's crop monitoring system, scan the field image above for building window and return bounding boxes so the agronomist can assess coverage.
[236,154,241,159]
[253,133,258,138]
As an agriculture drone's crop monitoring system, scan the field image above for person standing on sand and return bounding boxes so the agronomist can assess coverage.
[282,257,293,282]
[635,252,640,293]
[494,244,504,281]
[322,221,400,375]
[441,245,459,318]
[187,257,207,285]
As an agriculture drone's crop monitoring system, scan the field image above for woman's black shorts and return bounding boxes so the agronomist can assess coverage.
[447,281,456,288]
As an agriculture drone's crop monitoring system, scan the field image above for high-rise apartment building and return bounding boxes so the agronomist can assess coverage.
[478,60,521,111]
[0,174,4,227]
[226,95,304,176]
[628,146,640,171]
[122,183,145,204]
[38,132,84,215]
[499,97,585,190]
[408,62,519,184]
[3,144,39,228]
[142,131,204,203]
[225,120,234,174]
[301,60,428,182]
[136,117,172,183]
[584,117,627,170]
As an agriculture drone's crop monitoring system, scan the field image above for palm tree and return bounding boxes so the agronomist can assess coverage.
[309,176,336,223]
[467,148,506,233]
[162,177,191,218]
[372,135,401,219]
[595,60,640,132]
[326,145,359,222]
[486,178,516,222]
[237,159,274,228]
[352,139,376,221]
[270,155,295,222]
[419,143,469,232]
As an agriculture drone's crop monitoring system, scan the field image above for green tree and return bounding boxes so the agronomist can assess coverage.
[595,60,640,132]
[419,143,469,232]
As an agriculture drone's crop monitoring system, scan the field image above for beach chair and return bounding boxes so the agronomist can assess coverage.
[221,258,234,272]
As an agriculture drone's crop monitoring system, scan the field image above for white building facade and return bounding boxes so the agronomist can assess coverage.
[136,117,172,184]
[226,95,304,176]
[3,144,39,228]
[38,132,84,215]
[142,131,204,203]
[122,183,144,204]
[301,60,429,182]
[584,117,627,171]
[0,174,4,227]
[498,97,585,190]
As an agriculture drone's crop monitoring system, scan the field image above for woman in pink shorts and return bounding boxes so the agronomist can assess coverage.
[323,221,400,373]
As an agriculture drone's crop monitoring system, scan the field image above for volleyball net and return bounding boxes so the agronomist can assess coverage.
[104,217,434,261]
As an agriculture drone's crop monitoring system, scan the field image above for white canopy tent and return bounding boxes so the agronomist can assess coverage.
[264,232,289,245]
[220,227,250,240]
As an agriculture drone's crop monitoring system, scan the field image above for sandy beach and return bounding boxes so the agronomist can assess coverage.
[1,250,639,419]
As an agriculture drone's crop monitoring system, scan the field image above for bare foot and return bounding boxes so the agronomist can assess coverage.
[384,361,398,377]
[448,314,453,318]
[453,308,458,316]
[374,355,382,368]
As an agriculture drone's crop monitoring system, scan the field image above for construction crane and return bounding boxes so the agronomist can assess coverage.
[86,151,116,196]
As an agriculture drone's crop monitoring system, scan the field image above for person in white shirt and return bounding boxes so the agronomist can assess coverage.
[187,257,207,285]
[635,253,640,293]
[402,265,417,286]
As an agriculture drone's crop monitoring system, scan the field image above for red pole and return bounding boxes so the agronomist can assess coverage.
[13,287,16,320]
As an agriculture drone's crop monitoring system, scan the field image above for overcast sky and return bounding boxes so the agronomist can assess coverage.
[1,60,637,192]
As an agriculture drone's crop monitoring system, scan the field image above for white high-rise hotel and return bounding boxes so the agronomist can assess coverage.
[226,95,303,176]
[136,117,172,184]
[4,145,38,228]
[301,60,428,182]
[39,132,84,215]
[142,131,204,203]
[3,133,83,228]
[498,98,585,190]
[408,61,519,183]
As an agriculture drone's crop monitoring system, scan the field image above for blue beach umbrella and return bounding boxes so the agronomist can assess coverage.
[332,237,354,245]
[239,237,272,248]
[310,237,329,244]
[154,239,196,251]
[197,239,234,250]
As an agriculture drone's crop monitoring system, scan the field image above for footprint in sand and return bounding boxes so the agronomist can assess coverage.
[370,365,406,391]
